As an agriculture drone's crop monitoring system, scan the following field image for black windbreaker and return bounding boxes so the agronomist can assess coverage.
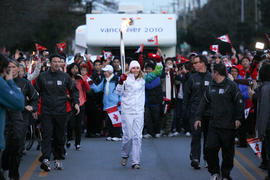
[183,71,212,120]
[196,78,244,129]
[34,69,79,115]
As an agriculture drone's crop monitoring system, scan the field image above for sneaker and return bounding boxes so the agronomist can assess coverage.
[40,159,51,172]
[75,144,81,150]
[132,164,140,169]
[173,131,180,136]
[191,159,200,170]
[66,141,71,148]
[185,132,191,137]
[168,132,174,137]
[111,137,121,141]
[143,134,152,139]
[210,173,219,180]
[54,160,64,170]
[121,157,128,166]
[106,137,112,141]
[155,133,161,138]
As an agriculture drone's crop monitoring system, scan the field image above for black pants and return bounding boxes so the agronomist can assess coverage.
[264,130,270,177]
[173,98,184,132]
[1,138,24,180]
[144,105,161,136]
[206,127,235,178]
[105,113,121,138]
[67,105,85,146]
[189,116,209,161]
[86,93,103,135]
[41,114,67,160]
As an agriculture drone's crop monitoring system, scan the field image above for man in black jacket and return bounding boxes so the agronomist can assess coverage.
[35,55,79,171]
[256,63,270,180]
[194,63,243,180]
[183,55,212,169]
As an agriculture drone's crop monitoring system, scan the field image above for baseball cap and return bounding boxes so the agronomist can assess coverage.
[102,65,114,73]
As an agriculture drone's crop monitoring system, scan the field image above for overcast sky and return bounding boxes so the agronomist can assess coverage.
[116,0,208,13]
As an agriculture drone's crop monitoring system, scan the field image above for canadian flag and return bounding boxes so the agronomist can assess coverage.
[103,50,112,60]
[135,44,144,53]
[247,138,262,158]
[147,35,159,45]
[176,54,189,64]
[35,43,47,52]
[217,34,231,44]
[210,45,219,54]
[105,106,122,127]
[56,42,66,53]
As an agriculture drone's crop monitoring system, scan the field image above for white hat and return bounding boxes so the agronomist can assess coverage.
[129,60,140,71]
[202,51,208,56]
[102,65,114,73]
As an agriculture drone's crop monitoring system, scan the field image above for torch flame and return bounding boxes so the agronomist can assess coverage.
[121,18,133,33]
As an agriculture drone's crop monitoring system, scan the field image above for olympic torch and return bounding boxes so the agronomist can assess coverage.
[120,18,133,74]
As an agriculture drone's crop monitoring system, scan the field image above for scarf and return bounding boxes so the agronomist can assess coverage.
[105,74,114,96]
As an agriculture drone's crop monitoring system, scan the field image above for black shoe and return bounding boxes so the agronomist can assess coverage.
[132,164,140,169]
[191,159,200,169]
[259,163,268,170]
[40,159,51,172]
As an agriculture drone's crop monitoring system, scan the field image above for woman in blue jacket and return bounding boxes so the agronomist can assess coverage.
[90,65,122,141]
[0,54,24,179]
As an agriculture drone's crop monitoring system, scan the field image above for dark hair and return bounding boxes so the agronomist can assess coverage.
[93,60,101,65]
[144,62,155,70]
[165,57,173,64]
[67,63,81,77]
[214,63,227,76]
[240,56,250,64]
[259,63,270,82]
[113,57,120,61]
[0,53,10,74]
[49,54,61,62]
[195,55,208,66]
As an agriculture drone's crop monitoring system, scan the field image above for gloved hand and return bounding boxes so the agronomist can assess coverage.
[148,53,162,63]
[87,78,94,85]
[119,74,127,85]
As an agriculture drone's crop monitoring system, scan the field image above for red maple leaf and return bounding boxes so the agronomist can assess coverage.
[113,114,118,121]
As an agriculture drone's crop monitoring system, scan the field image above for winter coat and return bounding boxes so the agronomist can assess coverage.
[34,69,79,115]
[116,73,145,114]
[196,78,244,129]
[183,71,212,120]
[91,75,121,111]
[256,81,270,137]
[237,75,249,102]
[0,77,24,150]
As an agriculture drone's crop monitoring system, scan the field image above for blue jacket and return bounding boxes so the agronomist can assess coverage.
[237,75,249,102]
[91,76,121,111]
[0,77,25,150]
[145,77,163,106]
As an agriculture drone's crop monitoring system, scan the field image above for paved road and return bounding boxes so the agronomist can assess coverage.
[19,135,267,180]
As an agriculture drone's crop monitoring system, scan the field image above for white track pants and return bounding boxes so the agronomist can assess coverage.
[121,113,144,165]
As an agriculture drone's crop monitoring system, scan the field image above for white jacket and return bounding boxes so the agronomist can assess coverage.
[116,73,145,114]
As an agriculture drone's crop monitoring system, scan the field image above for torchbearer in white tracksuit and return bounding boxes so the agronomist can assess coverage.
[116,60,145,169]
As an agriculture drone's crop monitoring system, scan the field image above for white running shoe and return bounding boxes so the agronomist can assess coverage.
[106,137,112,141]
[155,133,162,138]
[143,134,152,139]
[185,132,191,137]
[111,137,121,141]
[210,174,219,180]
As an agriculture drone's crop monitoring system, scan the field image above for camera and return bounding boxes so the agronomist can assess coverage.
[74,72,81,80]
